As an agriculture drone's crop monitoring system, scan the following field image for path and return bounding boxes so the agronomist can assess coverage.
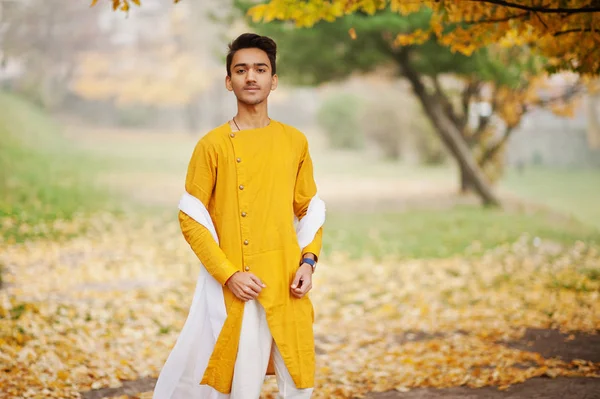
[79,328,600,399]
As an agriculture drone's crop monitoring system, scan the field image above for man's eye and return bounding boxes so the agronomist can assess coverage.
[236,69,245,74]
[258,69,266,73]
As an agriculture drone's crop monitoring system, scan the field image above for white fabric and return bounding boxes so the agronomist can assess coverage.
[230,300,313,399]
[152,191,326,399]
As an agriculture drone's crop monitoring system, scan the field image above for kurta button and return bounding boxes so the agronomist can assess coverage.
[230,133,235,138]
[237,158,241,163]
[244,240,249,245]
[245,266,250,271]
[239,185,244,190]
[241,212,247,217]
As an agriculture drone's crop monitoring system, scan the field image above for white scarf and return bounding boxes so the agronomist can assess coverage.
[152,192,326,399]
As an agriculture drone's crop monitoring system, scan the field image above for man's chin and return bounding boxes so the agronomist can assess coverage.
[239,97,266,106]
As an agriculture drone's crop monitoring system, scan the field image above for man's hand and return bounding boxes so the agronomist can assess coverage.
[291,264,313,298]
[226,272,266,302]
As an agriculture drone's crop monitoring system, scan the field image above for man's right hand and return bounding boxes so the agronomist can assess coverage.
[225,272,266,302]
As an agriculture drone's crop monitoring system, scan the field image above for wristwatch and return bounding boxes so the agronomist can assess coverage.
[300,257,317,271]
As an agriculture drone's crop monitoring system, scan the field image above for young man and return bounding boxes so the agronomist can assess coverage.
[153,33,326,399]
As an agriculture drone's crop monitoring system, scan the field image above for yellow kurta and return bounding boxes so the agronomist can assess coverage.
[179,120,323,393]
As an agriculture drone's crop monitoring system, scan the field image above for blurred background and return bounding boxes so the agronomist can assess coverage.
[1,0,599,247]
[0,0,599,398]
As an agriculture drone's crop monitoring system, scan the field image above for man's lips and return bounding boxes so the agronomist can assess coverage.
[244,87,260,91]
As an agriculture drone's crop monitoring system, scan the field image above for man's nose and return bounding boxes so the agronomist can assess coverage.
[246,69,257,82]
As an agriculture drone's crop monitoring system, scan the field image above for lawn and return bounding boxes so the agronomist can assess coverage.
[4,105,597,259]
[0,92,115,243]
[323,205,600,260]
[501,167,600,230]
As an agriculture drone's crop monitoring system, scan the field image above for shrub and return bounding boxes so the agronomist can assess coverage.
[361,97,404,160]
[317,92,364,149]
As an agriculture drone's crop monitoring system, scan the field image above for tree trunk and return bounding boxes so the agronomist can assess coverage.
[396,49,501,207]
[459,164,474,193]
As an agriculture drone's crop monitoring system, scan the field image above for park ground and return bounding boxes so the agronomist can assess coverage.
[0,92,599,398]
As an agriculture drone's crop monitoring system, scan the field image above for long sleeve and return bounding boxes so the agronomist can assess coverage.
[293,139,323,261]
[179,138,238,286]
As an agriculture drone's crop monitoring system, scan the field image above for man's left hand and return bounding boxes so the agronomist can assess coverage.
[291,263,313,298]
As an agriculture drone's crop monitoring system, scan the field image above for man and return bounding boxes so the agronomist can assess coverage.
[153,33,326,399]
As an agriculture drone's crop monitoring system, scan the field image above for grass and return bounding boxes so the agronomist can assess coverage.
[501,167,600,230]
[0,91,115,242]
[322,205,600,260]
[2,98,598,261]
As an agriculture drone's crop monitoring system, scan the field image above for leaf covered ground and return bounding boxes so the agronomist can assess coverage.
[1,213,599,399]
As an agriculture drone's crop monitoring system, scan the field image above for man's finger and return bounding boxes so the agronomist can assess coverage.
[246,280,262,294]
[300,282,312,294]
[237,292,248,301]
[290,272,302,289]
[249,274,266,288]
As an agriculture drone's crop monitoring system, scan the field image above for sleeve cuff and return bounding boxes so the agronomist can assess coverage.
[301,245,320,263]
[212,259,240,286]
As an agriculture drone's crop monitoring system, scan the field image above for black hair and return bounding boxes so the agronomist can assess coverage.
[226,33,277,77]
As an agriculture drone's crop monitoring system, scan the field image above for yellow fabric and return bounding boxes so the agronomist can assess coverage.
[179,120,323,393]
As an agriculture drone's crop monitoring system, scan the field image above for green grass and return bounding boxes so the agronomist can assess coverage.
[0,92,115,242]
[322,205,600,260]
[501,167,600,230]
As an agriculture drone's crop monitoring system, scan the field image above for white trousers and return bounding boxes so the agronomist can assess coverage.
[230,300,313,399]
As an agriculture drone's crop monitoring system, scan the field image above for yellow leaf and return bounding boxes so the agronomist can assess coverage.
[132,0,141,5]
[56,370,69,381]
[248,4,268,23]
[348,27,357,40]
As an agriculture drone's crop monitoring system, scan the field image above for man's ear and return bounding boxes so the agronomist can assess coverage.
[271,74,278,91]
[225,75,233,91]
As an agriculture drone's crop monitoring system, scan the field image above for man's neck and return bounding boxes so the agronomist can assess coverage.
[233,102,270,130]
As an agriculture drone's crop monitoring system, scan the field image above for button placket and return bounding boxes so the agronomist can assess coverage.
[229,130,251,271]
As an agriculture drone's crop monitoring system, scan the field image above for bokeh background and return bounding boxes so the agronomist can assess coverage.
[0,1,599,398]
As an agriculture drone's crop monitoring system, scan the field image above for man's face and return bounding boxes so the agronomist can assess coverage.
[226,47,277,106]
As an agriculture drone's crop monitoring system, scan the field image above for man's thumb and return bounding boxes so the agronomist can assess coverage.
[291,273,301,289]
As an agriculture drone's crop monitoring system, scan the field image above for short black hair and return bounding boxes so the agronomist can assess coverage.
[226,33,277,77]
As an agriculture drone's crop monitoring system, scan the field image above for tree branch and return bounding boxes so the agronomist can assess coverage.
[554,28,594,36]
[534,11,549,31]
[432,76,463,129]
[467,0,600,13]
[528,83,582,110]
[464,11,529,24]
[480,126,515,166]
[480,83,583,166]
[461,80,481,131]
[469,89,497,145]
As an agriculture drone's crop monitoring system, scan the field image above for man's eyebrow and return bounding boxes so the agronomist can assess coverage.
[233,62,270,69]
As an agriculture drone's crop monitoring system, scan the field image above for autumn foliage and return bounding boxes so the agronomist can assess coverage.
[246,0,600,75]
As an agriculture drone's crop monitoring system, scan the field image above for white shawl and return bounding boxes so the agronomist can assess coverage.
[152,192,326,399]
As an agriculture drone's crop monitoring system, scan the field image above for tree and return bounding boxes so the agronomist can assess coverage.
[97,0,595,205]
[99,1,600,75]
[72,4,218,132]
[248,0,600,75]
[98,0,600,76]
[234,5,581,203]
[2,0,101,108]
